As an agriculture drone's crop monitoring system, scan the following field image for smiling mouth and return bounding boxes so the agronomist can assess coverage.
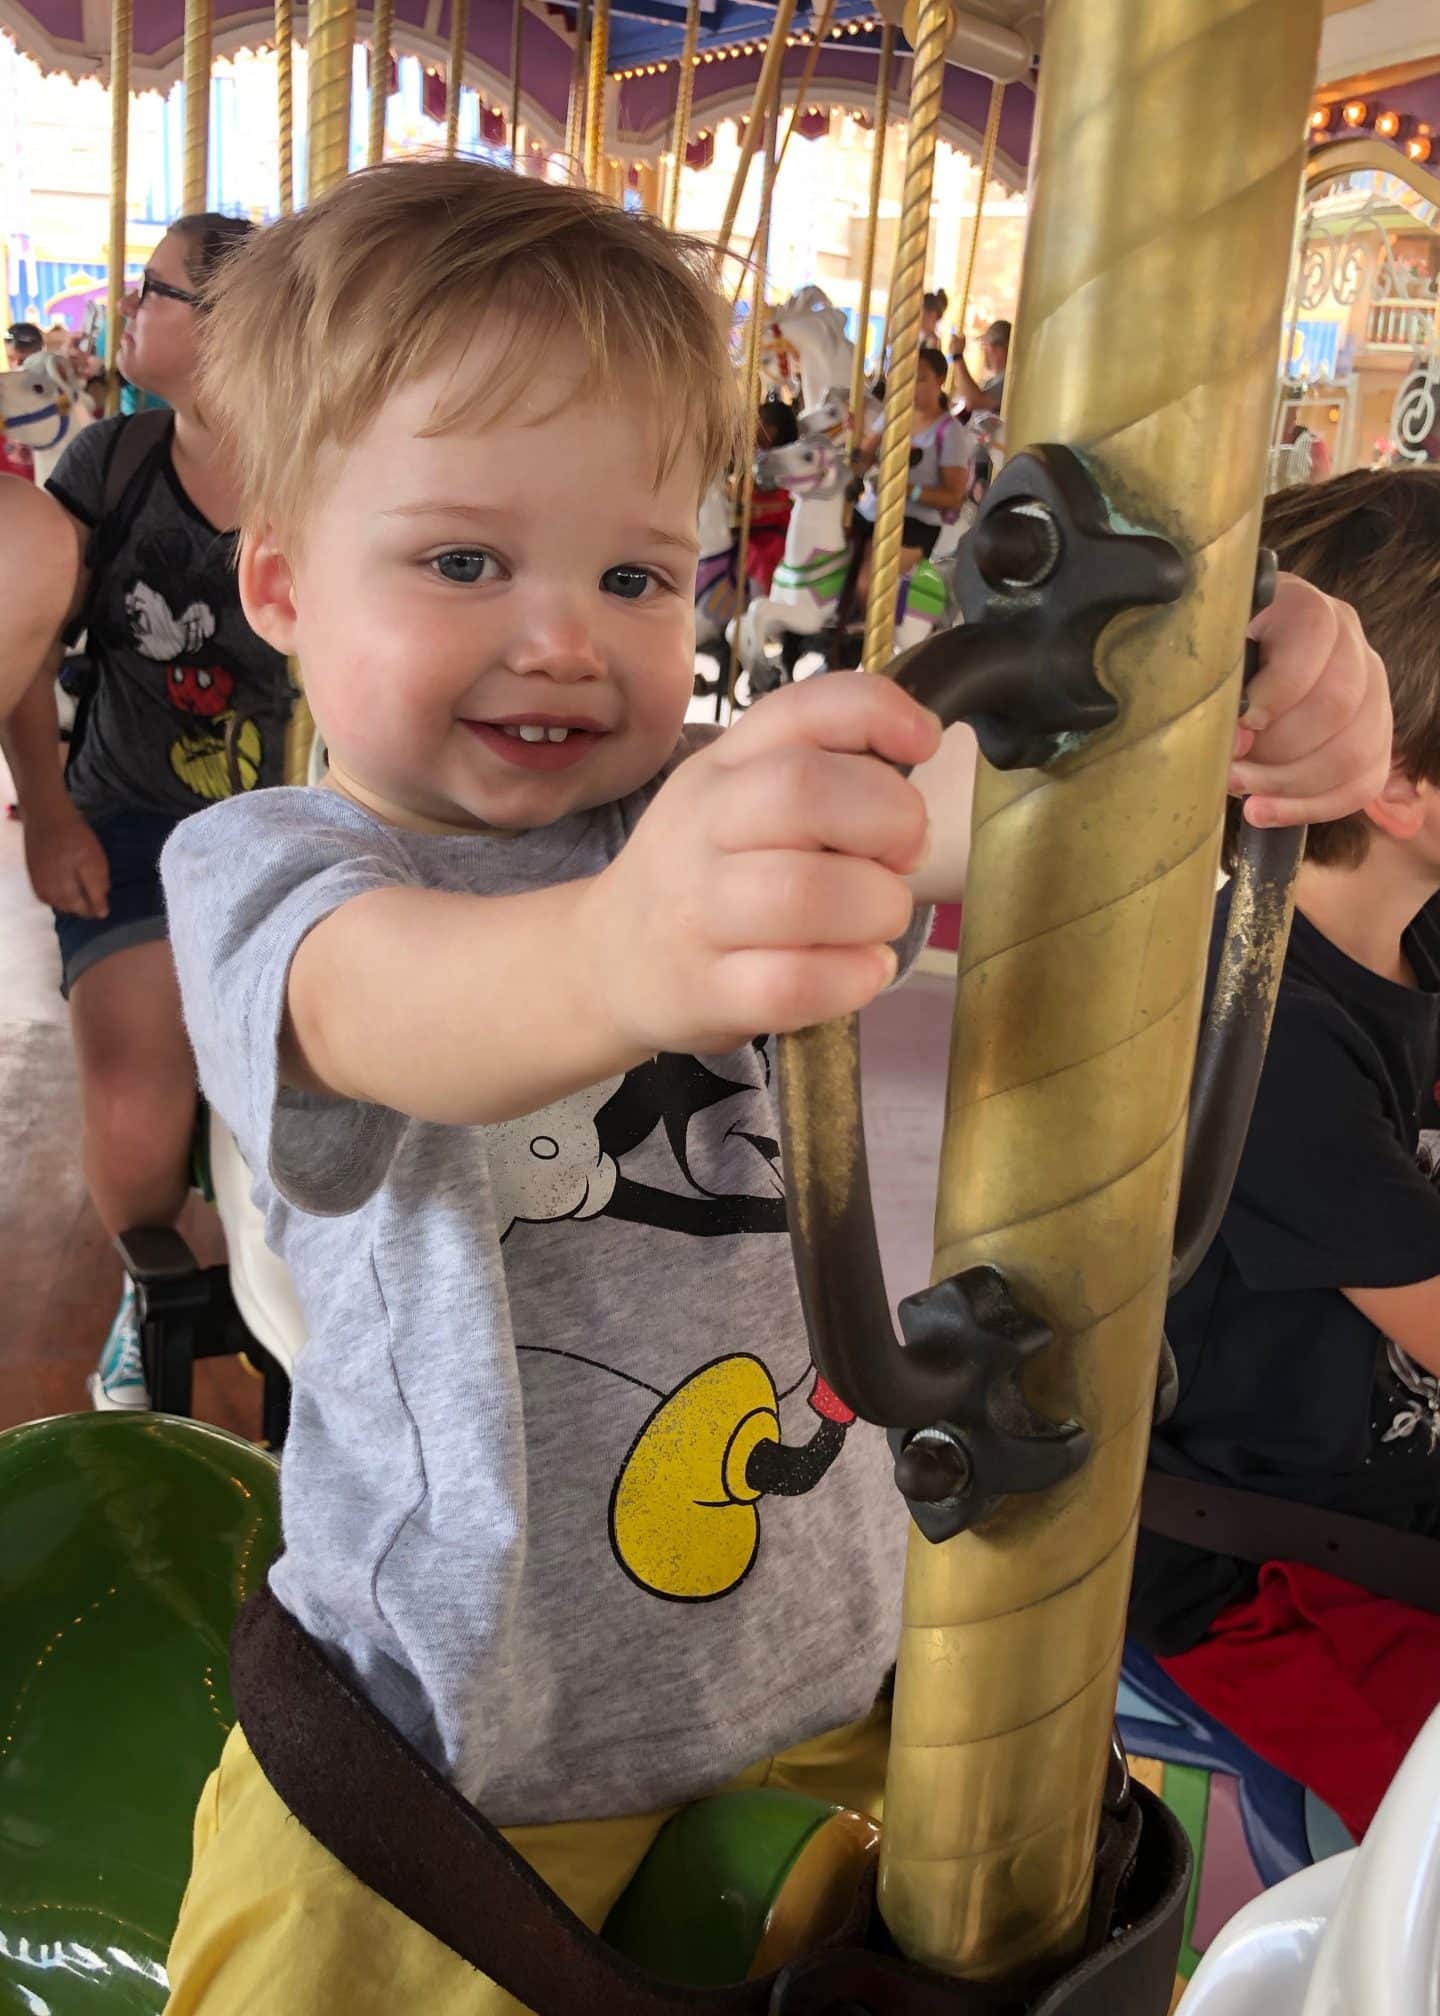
[461,718,609,772]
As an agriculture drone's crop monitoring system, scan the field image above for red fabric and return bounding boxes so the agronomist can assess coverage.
[744,487,793,594]
[1159,1559,1440,1838]
[0,440,35,480]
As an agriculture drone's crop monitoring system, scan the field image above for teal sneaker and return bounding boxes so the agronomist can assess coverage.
[87,1278,151,1411]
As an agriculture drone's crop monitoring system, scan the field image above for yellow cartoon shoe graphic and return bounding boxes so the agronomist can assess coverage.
[609,1356,852,1602]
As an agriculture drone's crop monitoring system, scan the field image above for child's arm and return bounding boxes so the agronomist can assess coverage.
[906,573,1393,905]
[1343,1280,1440,1379]
[284,674,939,1127]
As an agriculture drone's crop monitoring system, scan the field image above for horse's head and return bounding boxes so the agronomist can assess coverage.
[0,350,88,454]
[797,389,852,442]
[756,433,845,499]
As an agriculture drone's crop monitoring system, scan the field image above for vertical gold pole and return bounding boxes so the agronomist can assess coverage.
[565,0,589,181]
[666,0,700,229]
[105,0,132,419]
[582,0,609,188]
[447,0,468,157]
[951,77,1003,367]
[859,0,949,677]
[714,0,798,259]
[731,0,836,286]
[181,0,212,212]
[275,0,295,207]
[291,0,355,785]
[847,22,893,456]
[726,99,778,709]
[878,0,1325,1981]
[367,0,392,167]
[508,0,523,167]
[305,0,356,202]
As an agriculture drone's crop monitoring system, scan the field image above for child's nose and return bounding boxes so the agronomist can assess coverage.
[506,612,606,683]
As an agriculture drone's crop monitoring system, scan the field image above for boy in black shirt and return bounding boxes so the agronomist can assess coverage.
[1131,469,1440,1838]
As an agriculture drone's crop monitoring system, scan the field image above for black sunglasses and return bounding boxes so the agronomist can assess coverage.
[139,273,201,309]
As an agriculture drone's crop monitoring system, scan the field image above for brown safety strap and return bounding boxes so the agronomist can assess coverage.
[1141,1471,1440,1616]
[231,1587,1191,2016]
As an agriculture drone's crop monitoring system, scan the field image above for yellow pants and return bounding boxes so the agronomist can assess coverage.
[164,1704,891,2015]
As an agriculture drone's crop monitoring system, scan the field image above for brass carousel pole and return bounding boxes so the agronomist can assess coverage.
[730,0,836,289]
[725,86,780,711]
[508,0,523,167]
[950,76,1003,376]
[582,0,609,188]
[859,0,949,675]
[847,22,894,459]
[105,0,132,418]
[665,0,700,229]
[565,0,589,181]
[275,0,295,207]
[714,0,798,259]
[181,0,212,212]
[448,0,469,156]
[289,0,356,785]
[878,0,1326,1982]
[367,0,393,166]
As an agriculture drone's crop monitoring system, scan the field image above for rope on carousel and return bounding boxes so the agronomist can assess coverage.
[447,0,469,157]
[366,0,392,167]
[583,0,610,188]
[951,77,1004,383]
[714,0,798,260]
[847,21,895,465]
[182,0,212,213]
[105,0,132,418]
[725,91,781,714]
[665,0,701,230]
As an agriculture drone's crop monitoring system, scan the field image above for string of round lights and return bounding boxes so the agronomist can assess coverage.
[611,13,880,82]
[1310,95,1433,164]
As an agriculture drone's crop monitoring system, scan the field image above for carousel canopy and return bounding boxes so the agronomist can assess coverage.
[0,0,1432,162]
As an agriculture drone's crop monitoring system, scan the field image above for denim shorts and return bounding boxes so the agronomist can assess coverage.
[53,808,180,997]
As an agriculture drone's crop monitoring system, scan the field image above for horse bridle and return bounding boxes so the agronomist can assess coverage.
[1,390,77,455]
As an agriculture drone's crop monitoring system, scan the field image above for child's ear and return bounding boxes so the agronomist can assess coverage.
[1366,764,1426,843]
[238,529,299,655]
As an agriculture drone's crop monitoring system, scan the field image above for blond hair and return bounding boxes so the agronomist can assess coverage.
[1223,468,1440,872]
[197,158,743,538]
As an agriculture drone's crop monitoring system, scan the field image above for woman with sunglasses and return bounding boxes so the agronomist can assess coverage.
[0,213,291,1409]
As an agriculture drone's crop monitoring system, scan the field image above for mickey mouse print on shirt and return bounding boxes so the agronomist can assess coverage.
[125,534,264,801]
[490,1044,857,1606]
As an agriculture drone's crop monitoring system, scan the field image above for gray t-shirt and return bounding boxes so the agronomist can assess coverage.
[857,412,973,530]
[47,416,291,822]
[162,731,919,1826]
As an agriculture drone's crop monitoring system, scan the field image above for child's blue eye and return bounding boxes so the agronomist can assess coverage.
[433,551,494,585]
[601,564,656,601]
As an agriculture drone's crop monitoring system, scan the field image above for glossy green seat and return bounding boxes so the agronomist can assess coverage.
[0,1413,279,2014]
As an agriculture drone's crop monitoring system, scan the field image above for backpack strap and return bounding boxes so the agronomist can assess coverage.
[1141,1470,1440,1615]
[68,407,173,642]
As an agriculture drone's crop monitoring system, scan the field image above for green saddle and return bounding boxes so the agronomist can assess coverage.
[0,1414,280,2014]
[0,1414,873,2009]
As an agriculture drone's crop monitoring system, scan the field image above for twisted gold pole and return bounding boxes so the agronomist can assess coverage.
[878,0,1326,1980]
[729,0,836,293]
[725,100,778,711]
[951,77,1003,363]
[181,0,212,212]
[847,23,894,460]
[859,0,950,677]
[448,0,469,156]
[508,0,522,167]
[275,0,295,207]
[582,0,609,188]
[366,0,392,167]
[105,0,132,419]
[291,0,356,786]
[564,0,589,181]
[305,0,356,202]
[714,0,798,260]
[665,0,700,229]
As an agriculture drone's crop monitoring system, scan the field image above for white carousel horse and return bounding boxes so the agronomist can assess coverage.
[695,476,737,649]
[0,348,94,486]
[733,428,948,683]
[1176,1701,1440,2016]
[762,284,881,437]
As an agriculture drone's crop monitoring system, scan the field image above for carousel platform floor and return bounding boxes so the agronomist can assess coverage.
[0,798,957,1441]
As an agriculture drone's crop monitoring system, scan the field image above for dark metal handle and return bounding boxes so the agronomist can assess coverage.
[778,447,1185,1441]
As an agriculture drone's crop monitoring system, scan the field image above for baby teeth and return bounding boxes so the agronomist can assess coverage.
[496,723,574,744]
